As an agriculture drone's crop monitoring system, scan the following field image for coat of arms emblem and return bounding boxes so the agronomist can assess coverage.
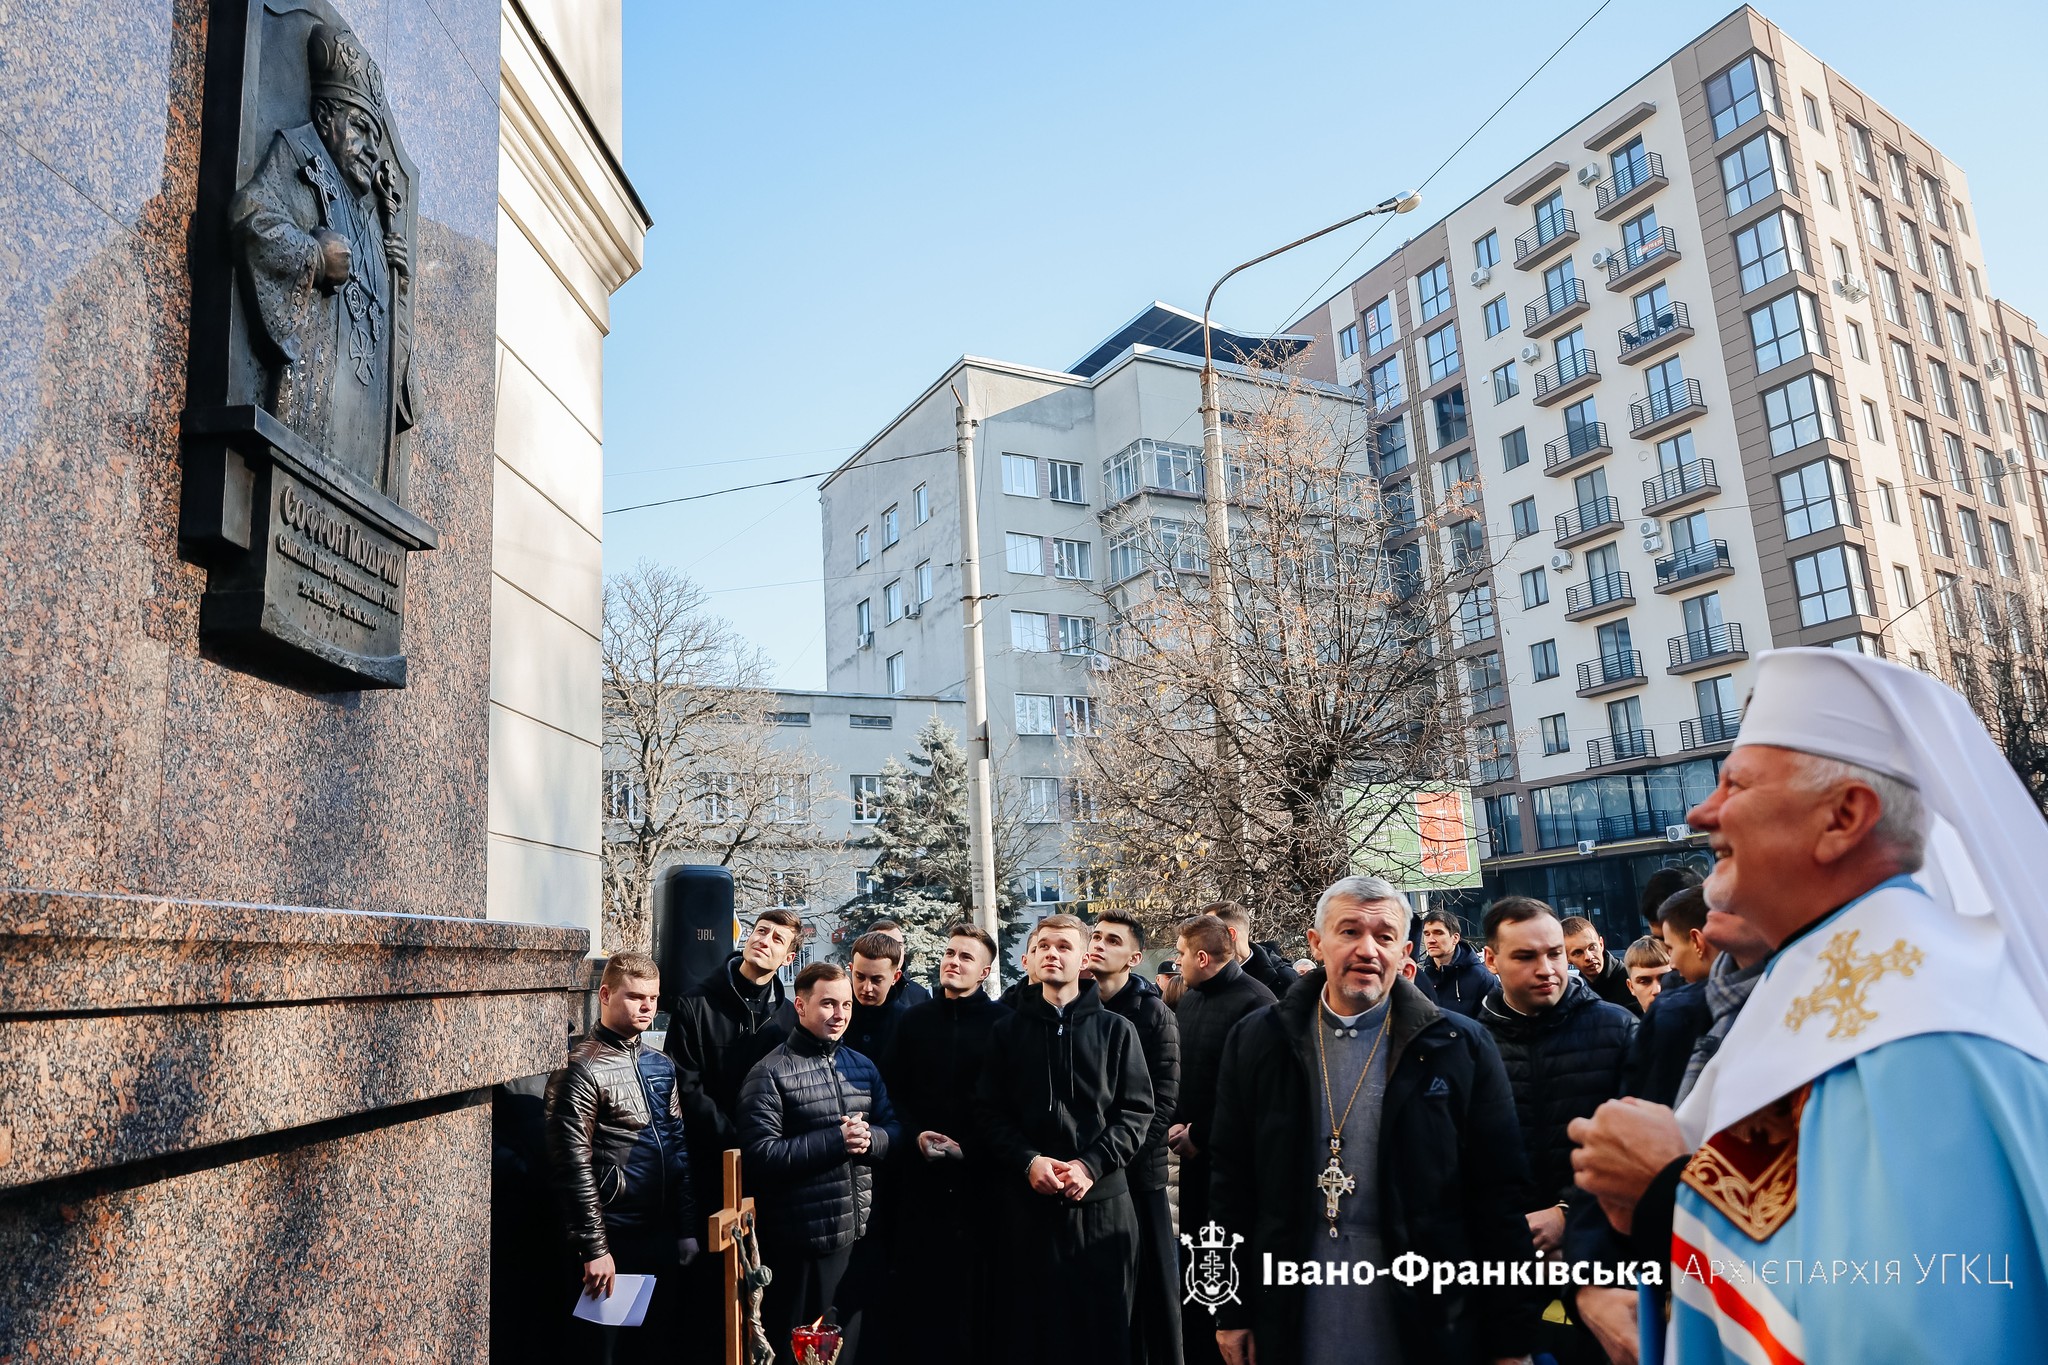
[1180,1220,1244,1315]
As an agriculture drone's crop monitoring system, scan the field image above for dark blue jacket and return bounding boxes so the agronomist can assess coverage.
[738,1026,899,1254]
[1416,941,1498,1018]
[1621,976,1712,1106]
[1476,977,1636,1211]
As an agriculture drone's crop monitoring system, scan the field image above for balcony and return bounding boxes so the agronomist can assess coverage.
[1543,422,1612,478]
[1655,539,1734,591]
[1595,809,1690,842]
[1534,350,1600,407]
[1641,457,1719,515]
[1629,378,1707,439]
[1595,150,1668,221]
[1524,279,1591,338]
[1577,650,1647,697]
[1617,302,1694,365]
[1667,622,1749,674]
[1565,571,1635,621]
[1515,210,1579,271]
[1681,709,1745,751]
[1604,226,1681,290]
[1555,495,1623,549]
[1587,729,1658,769]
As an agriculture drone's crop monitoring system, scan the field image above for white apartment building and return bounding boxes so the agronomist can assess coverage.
[1288,6,2048,938]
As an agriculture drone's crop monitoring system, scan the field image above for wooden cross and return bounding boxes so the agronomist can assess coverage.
[708,1148,756,1365]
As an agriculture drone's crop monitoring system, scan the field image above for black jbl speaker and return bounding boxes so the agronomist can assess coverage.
[652,864,736,1010]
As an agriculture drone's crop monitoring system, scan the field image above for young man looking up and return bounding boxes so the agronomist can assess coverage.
[1087,910,1183,1365]
[976,914,1154,1365]
[739,962,899,1365]
[545,952,696,1364]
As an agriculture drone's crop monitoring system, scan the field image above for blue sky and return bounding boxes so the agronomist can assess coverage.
[603,0,2048,688]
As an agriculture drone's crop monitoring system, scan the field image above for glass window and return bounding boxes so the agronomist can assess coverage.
[1502,427,1530,471]
[1959,507,1988,569]
[1427,323,1461,382]
[887,653,906,694]
[1859,194,1889,253]
[1992,519,2019,577]
[1476,722,1516,784]
[1748,291,1822,373]
[1802,91,1823,129]
[1047,460,1084,503]
[1914,289,1940,345]
[1962,377,1988,434]
[1534,190,1569,245]
[1511,496,1540,539]
[882,504,900,546]
[1921,494,1951,557]
[1792,544,1873,626]
[1483,794,1523,857]
[1944,432,1972,494]
[1021,777,1062,824]
[1434,387,1469,445]
[1459,585,1497,644]
[1338,324,1359,359]
[855,526,870,565]
[1440,449,1478,504]
[1374,419,1411,474]
[1861,399,1884,441]
[1542,258,1578,314]
[1936,573,1965,639]
[1467,652,1505,711]
[1367,357,1405,410]
[1721,131,1789,214]
[1928,359,1956,418]
[1024,869,1063,904]
[1052,538,1091,580]
[1921,173,1946,224]
[1010,611,1051,651]
[884,580,904,621]
[1778,458,1854,539]
[1541,714,1571,755]
[1014,693,1055,735]
[1363,296,1395,352]
[1062,695,1097,735]
[1878,268,1904,325]
[1848,123,1875,178]
[1895,564,1918,609]
[1816,165,1836,207]
[1762,374,1839,455]
[1418,262,1452,321]
[1980,448,2009,508]
[1001,454,1038,497]
[913,484,930,524]
[1005,531,1044,575]
[1847,320,1866,361]
[1531,639,1560,680]
[2020,346,2047,398]
[1887,150,1911,203]
[1491,361,1519,403]
[1058,615,1095,654]
[1449,517,1486,571]
[1521,567,1549,608]
[1734,211,1805,292]
[1484,295,1510,337]
[1898,218,1924,274]
[916,559,933,601]
[851,774,885,824]
[1906,416,1934,477]
[1932,241,1960,294]
[1475,230,1500,269]
[1891,340,1919,401]
[1611,136,1651,192]
[1706,53,1778,138]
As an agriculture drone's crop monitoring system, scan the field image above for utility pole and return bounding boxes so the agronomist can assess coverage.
[952,386,1003,986]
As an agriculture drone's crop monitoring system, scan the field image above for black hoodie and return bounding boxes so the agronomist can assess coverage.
[973,980,1154,1204]
[1094,972,1181,1192]
[666,952,792,1163]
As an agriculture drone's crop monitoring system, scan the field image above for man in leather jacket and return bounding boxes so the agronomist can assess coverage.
[544,951,697,1361]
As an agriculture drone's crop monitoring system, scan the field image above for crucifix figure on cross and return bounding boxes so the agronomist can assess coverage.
[709,1149,775,1365]
[1316,1142,1356,1238]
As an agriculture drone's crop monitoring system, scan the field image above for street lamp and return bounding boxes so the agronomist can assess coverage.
[1193,191,1421,893]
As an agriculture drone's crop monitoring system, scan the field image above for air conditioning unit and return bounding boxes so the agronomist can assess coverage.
[1154,570,1177,589]
[1470,265,1493,288]
[903,601,921,619]
[1088,653,1113,673]
[1641,534,1664,552]
[1519,341,1543,363]
[1576,839,1597,856]
[856,630,874,649]
[1636,518,1660,537]
[2006,447,2025,467]
[1576,163,1602,187]
[1665,823,1693,842]
[1590,248,1613,268]
[1549,549,1575,571]
[1989,356,2009,377]
[1834,274,1870,303]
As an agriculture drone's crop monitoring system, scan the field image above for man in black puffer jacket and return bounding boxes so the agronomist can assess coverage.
[545,952,696,1364]
[1415,908,1498,1019]
[976,914,1154,1365]
[739,962,900,1365]
[1087,910,1182,1365]
[1476,896,1634,1364]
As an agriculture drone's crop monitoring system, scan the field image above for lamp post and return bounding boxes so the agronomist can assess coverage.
[1194,191,1422,890]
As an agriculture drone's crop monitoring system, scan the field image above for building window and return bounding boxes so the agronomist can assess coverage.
[1932,241,1960,295]
[1762,374,1838,456]
[916,559,933,602]
[1848,123,1875,178]
[1720,131,1789,214]
[1484,295,1510,337]
[1876,480,1898,523]
[1023,869,1064,905]
[1802,90,1823,129]
[1523,640,1558,684]
[1058,615,1095,654]
[1510,496,1540,539]
[1520,567,1549,608]
[1367,357,1405,410]
[1023,776,1062,824]
[1426,323,1461,383]
[1861,399,1883,441]
[1467,652,1505,711]
[1434,387,1469,445]
[851,774,885,823]
[1943,432,1972,495]
[1815,165,1836,207]
[1878,268,1904,325]
[1338,324,1359,359]
[1962,377,1989,434]
[603,770,643,823]
[1062,695,1098,736]
[1748,291,1822,373]
[1459,585,1497,644]
[1492,361,1519,403]
[1792,544,1873,626]
[1894,564,1918,611]
[1936,573,1965,639]
[1928,359,1956,419]
[1363,296,1395,352]
[1047,460,1085,504]
[1981,448,2009,508]
[884,580,905,621]
[1483,793,1524,857]
[1502,427,1529,471]
[1005,531,1044,575]
[1890,341,1919,401]
[1846,319,1866,361]
[1001,454,1038,497]
[2020,347,2046,398]
[1449,518,1485,572]
[1915,288,1940,346]
[1733,212,1804,293]
[1011,611,1051,652]
[1014,693,1054,735]
[856,598,872,637]
[1476,722,1516,784]
[879,505,899,547]
[1541,713,1570,756]
[1475,230,1500,269]
[887,653,906,694]
[1992,518,2019,577]
[1898,217,1925,275]
[849,713,891,730]
[913,483,930,525]
[1959,508,1988,569]
[1441,449,1478,505]
[1858,194,1889,253]
[1052,538,1092,580]
[1418,262,1452,321]
[1706,53,1777,138]
[855,526,870,565]
[1920,494,1951,557]
[1372,418,1411,476]
[1778,458,1855,539]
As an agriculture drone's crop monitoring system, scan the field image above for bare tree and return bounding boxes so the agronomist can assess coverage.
[601,562,836,953]
[1066,359,1501,943]
[1943,582,2048,811]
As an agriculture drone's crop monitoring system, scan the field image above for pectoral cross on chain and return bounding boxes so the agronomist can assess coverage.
[1316,1140,1356,1238]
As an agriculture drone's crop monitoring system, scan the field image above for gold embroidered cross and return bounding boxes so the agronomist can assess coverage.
[1785,929,1924,1039]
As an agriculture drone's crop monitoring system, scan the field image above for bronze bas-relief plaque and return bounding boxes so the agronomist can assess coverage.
[182,0,437,689]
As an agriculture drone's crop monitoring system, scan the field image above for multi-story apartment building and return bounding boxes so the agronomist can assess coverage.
[1289,6,2048,937]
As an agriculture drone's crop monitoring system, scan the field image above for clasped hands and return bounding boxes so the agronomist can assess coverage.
[840,1112,873,1156]
[1027,1154,1094,1201]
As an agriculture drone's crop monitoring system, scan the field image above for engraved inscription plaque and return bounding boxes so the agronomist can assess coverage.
[183,0,436,689]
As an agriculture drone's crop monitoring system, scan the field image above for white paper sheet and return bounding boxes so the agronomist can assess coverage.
[571,1274,656,1328]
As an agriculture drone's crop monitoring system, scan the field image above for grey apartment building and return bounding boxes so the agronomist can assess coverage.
[1287,6,2048,933]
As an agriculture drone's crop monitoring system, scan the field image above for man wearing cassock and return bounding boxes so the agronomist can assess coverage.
[1569,648,2048,1363]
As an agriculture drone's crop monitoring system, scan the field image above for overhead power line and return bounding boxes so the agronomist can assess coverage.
[603,445,955,516]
